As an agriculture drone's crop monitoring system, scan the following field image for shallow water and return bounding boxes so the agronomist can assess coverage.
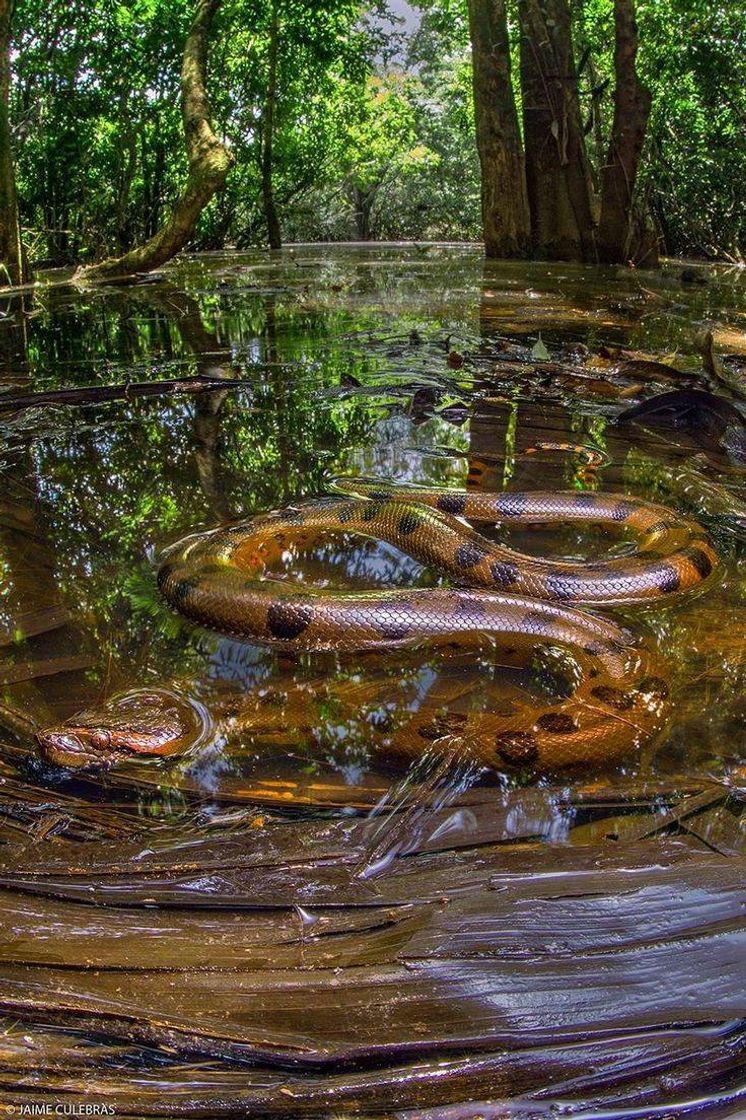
[2,246,745,821]
[1,246,746,1116]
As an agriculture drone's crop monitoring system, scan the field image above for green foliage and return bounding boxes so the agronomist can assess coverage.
[289,10,481,242]
[210,0,373,246]
[7,0,746,261]
[394,11,480,240]
[14,0,188,264]
[639,0,746,258]
[575,0,746,259]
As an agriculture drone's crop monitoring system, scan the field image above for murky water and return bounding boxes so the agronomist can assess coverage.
[2,246,745,819]
[1,246,745,1116]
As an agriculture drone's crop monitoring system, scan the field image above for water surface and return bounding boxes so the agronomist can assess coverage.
[2,246,745,823]
[1,246,746,1116]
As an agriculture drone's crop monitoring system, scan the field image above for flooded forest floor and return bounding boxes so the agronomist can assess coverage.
[0,245,744,1117]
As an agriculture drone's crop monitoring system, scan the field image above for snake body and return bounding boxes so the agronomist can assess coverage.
[38,481,717,773]
[157,479,717,642]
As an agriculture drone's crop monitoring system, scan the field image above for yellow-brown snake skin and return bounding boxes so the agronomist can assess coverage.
[92,477,714,774]
[36,479,719,772]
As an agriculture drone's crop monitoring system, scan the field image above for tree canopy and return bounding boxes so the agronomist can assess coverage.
[0,0,743,276]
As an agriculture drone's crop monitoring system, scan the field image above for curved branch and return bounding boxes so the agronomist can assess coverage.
[77,0,233,284]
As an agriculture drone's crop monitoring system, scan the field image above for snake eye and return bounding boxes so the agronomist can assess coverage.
[90,730,111,749]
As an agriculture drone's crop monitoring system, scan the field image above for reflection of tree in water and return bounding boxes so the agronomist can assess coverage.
[466,265,746,783]
[1,277,378,734]
[0,314,95,738]
[6,256,743,800]
[280,536,438,591]
[115,642,522,807]
[140,282,237,522]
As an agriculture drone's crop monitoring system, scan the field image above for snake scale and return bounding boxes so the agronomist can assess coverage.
[39,477,718,773]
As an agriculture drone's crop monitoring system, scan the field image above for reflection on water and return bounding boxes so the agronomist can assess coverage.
[1,248,746,1116]
[1,245,745,828]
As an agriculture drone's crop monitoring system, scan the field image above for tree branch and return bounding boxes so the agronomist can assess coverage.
[76,0,233,284]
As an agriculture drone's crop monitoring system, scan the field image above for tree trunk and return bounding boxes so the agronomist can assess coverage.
[0,0,29,285]
[597,0,653,264]
[144,135,167,239]
[352,185,375,240]
[114,92,138,252]
[261,0,282,250]
[466,0,529,258]
[585,55,608,192]
[77,0,233,283]
[518,0,597,262]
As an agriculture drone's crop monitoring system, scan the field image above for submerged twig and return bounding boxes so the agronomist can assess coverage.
[0,374,251,414]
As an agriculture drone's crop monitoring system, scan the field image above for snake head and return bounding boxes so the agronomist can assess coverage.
[36,725,120,769]
[37,688,210,770]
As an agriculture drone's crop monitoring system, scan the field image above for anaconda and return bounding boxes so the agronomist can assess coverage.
[38,480,718,774]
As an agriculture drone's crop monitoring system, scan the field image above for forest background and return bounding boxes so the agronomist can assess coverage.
[0,0,743,284]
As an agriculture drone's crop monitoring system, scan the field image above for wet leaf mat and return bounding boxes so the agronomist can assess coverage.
[0,786,744,1118]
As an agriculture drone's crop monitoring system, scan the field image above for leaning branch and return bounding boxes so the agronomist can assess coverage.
[76,0,233,284]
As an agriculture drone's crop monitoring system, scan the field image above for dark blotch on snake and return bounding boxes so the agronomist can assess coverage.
[362,501,387,523]
[437,492,467,515]
[573,492,600,508]
[418,713,468,740]
[522,609,558,633]
[266,601,313,640]
[544,572,577,602]
[490,559,519,588]
[376,620,412,640]
[157,561,176,588]
[374,601,414,639]
[683,547,714,579]
[583,638,628,658]
[611,500,639,522]
[453,593,486,617]
[494,492,530,518]
[656,564,682,594]
[336,502,358,525]
[166,575,202,608]
[398,510,424,536]
[591,684,635,710]
[535,712,577,734]
[454,542,488,569]
[635,675,670,700]
[495,731,539,766]
[583,564,613,576]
